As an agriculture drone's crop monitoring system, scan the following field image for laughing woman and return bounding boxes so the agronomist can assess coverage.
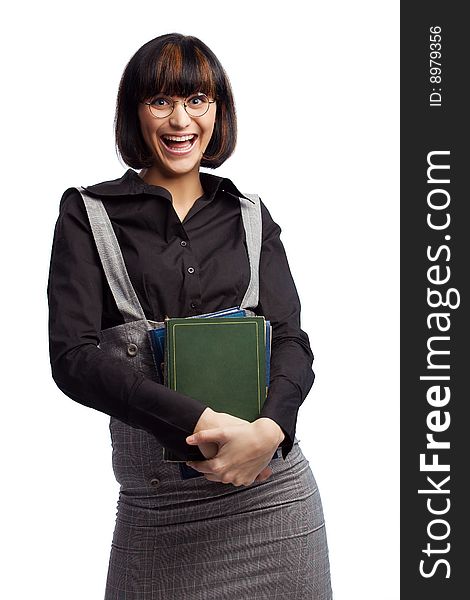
[47,33,333,599]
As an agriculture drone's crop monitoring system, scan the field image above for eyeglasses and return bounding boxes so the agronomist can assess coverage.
[142,92,215,119]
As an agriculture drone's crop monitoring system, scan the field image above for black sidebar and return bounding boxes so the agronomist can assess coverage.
[401,4,469,599]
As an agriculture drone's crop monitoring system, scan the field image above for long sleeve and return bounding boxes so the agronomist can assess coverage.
[256,199,315,459]
[47,188,208,459]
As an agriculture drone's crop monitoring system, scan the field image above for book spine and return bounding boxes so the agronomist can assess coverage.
[163,320,169,387]
[147,330,160,381]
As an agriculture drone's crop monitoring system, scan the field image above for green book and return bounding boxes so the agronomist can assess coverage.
[163,316,268,462]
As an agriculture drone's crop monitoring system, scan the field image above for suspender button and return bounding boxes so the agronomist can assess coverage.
[127,343,138,357]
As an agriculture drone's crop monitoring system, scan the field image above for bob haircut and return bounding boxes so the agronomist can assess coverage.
[115,33,237,170]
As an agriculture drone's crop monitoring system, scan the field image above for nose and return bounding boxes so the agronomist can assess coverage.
[169,101,192,128]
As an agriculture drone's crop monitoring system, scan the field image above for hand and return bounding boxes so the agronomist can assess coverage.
[186,417,285,486]
[191,409,274,481]
[191,408,248,459]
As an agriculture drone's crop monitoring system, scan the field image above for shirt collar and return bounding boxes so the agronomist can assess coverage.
[82,168,254,204]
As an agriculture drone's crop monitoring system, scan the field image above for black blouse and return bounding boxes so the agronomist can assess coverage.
[47,168,315,459]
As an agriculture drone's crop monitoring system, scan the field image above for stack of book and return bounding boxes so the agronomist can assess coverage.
[147,306,272,462]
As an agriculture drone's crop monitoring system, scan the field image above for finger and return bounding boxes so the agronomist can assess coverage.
[203,474,224,483]
[255,466,273,482]
[197,441,219,460]
[186,428,227,446]
[257,466,272,477]
[186,460,217,474]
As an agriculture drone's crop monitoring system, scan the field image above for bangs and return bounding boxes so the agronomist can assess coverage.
[137,42,219,101]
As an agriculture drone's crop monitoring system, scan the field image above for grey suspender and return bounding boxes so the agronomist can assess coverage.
[77,187,147,323]
[77,187,262,320]
[239,193,262,311]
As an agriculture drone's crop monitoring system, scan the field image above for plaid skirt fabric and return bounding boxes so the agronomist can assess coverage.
[104,417,332,599]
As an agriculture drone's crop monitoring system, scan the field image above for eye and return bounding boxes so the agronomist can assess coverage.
[187,94,209,106]
[149,95,171,107]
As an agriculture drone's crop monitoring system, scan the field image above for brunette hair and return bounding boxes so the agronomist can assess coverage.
[115,33,237,169]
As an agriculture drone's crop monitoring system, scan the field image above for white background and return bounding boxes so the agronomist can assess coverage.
[1,1,399,598]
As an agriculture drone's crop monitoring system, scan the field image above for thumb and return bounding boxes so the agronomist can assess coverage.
[186,428,226,445]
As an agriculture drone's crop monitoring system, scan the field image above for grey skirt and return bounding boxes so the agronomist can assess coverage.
[104,417,332,600]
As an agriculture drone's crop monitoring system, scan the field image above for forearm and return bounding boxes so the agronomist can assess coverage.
[51,344,208,459]
[256,198,316,457]
[260,337,315,456]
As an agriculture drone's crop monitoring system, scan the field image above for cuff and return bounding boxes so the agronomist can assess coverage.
[279,427,294,460]
[259,377,302,460]
[126,376,207,460]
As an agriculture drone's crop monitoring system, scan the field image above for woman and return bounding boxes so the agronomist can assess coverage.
[47,33,332,599]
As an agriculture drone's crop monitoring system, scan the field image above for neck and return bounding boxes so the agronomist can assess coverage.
[139,166,204,206]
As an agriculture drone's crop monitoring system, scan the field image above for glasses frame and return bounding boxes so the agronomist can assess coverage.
[142,92,216,119]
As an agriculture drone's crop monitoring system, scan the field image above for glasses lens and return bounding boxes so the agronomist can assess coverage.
[185,93,211,117]
[148,95,173,118]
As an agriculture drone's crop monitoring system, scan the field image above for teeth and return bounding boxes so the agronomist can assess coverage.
[162,134,196,141]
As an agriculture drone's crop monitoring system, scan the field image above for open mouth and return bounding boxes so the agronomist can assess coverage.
[160,134,198,154]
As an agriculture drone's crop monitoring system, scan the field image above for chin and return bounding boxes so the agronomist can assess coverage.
[158,154,203,174]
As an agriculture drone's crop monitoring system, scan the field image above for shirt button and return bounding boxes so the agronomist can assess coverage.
[149,477,160,487]
[180,240,187,247]
[187,267,195,274]
[127,343,138,356]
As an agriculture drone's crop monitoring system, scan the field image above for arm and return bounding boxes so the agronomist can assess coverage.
[256,197,315,458]
[185,197,315,483]
[47,188,208,459]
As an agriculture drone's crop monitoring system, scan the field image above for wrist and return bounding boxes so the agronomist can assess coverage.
[255,417,285,447]
[193,407,217,434]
